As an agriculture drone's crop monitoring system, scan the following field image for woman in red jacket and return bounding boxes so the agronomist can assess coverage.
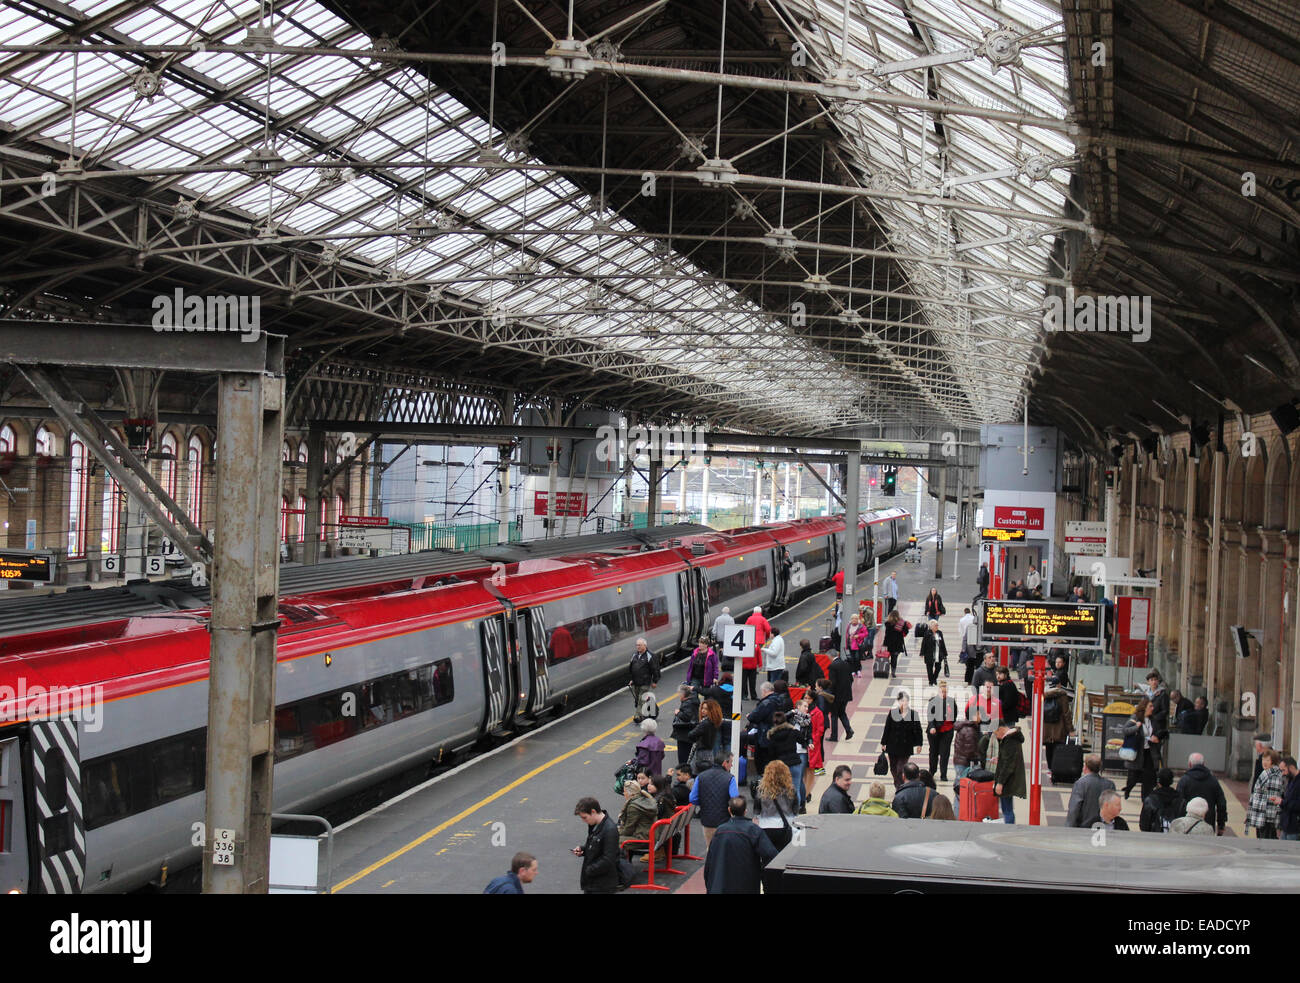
[808,687,827,785]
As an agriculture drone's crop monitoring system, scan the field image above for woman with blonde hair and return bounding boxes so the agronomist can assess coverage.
[755,759,798,851]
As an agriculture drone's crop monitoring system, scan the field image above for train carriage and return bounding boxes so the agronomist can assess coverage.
[0,511,909,894]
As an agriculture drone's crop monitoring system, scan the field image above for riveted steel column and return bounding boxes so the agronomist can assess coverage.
[497,392,514,547]
[303,426,324,565]
[933,467,947,579]
[204,356,283,893]
[843,450,859,601]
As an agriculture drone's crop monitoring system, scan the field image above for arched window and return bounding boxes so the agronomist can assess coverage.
[319,498,327,541]
[102,441,120,556]
[335,494,345,537]
[297,494,307,542]
[282,440,293,464]
[34,425,54,456]
[67,437,88,557]
[281,497,290,543]
[186,436,203,525]
[298,445,308,465]
[0,424,14,452]
[159,433,178,519]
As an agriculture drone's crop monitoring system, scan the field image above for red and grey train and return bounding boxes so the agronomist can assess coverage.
[0,507,911,893]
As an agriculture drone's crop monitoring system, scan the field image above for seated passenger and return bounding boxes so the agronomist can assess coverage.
[855,781,898,817]
[617,781,659,855]
[1179,696,1209,735]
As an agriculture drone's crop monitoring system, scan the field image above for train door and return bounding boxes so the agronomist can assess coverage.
[770,547,788,607]
[518,607,552,717]
[24,719,85,894]
[677,567,706,650]
[0,733,30,893]
[478,616,515,735]
[864,525,875,565]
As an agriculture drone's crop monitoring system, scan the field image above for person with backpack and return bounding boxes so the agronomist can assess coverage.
[924,588,946,621]
[1139,768,1180,832]
[671,685,701,767]
[628,637,660,723]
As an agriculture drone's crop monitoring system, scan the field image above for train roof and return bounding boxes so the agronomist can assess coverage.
[0,523,711,639]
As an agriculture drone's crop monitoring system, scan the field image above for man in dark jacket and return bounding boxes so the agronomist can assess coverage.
[818,765,856,814]
[926,680,958,781]
[891,762,930,818]
[747,682,782,775]
[1252,734,1272,789]
[825,650,855,742]
[690,752,739,849]
[629,637,660,723]
[1176,752,1228,834]
[995,666,1022,724]
[1139,768,1180,832]
[971,651,999,691]
[703,797,779,894]
[483,852,538,894]
[1085,789,1130,831]
[1145,671,1170,765]
[573,797,620,894]
[975,563,989,601]
[1280,756,1300,840]
[1065,754,1115,828]
[1179,696,1209,735]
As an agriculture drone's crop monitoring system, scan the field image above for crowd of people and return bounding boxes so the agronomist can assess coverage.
[483,575,1300,895]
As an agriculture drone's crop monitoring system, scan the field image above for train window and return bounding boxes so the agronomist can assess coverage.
[543,587,671,666]
[706,565,769,605]
[84,759,132,830]
[793,544,831,569]
[153,735,202,805]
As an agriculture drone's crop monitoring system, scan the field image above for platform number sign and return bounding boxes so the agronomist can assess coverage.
[212,827,236,866]
[723,625,756,666]
[144,555,165,576]
[102,555,122,575]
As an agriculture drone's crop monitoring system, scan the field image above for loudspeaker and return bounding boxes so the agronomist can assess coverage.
[1271,402,1300,434]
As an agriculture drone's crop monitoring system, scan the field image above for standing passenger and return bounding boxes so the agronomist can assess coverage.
[711,606,734,646]
[628,637,660,723]
[881,691,923,789]
[885,572,899,614]
[572,797,619,894]
[742,606,772,701]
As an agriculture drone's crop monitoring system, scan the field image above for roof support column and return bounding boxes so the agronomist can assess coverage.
[647,453,660,528]
[204,364,283,893]
[497,391,515,546]
[1204,445,1226,720]
[303,427,324,565]
[933,467,947,579]
[843,449,860,602]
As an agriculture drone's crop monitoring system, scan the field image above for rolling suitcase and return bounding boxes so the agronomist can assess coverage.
[872,654,891,678]
[1050,737,1083,785]
[957,777,1000,822]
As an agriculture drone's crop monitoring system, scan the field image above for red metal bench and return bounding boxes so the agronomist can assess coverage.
[619,805,695,891]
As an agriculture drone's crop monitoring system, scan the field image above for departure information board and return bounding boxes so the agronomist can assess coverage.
[978,600,1103,647]
[981,528,1026,542]
[0,550,55,583]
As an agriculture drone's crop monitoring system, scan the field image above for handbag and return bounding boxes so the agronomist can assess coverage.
[1119,727,1141,761]
[873,751,889,776]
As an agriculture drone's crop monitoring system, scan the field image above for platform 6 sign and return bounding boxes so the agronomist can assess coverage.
[979,600,1103,647]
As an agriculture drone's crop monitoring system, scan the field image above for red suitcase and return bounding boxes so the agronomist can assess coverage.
[958,778,1000,822]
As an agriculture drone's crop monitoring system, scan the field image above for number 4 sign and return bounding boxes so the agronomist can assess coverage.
[724,625,756,665]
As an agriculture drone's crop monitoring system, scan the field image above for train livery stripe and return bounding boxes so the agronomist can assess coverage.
[30,717,86,894]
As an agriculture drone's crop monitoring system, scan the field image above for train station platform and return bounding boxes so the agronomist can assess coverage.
[327,527,1257,895]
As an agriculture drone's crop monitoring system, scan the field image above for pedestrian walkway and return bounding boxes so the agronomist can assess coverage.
[804,529,1251,833]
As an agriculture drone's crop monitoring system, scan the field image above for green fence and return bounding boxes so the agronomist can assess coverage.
[392,520,522,552]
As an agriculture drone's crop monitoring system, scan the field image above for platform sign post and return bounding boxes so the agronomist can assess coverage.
[1028,652,1046,826]
[721,624,755,777]
[873,556,879,616]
